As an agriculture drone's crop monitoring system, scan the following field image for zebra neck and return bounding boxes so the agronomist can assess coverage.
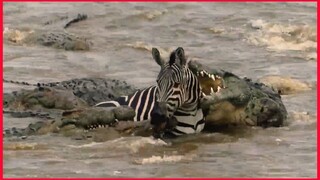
[181,68,201,110]
[176,102,199,116]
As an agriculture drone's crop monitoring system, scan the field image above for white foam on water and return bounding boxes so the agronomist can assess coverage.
[67,137,168,153]
[246,19,316,54]
[134,154,195,165]
[289,111,316,123]
[123,137,168,153]
[258,75,312,95]
[3,28,35,44]
[68,142,104,148]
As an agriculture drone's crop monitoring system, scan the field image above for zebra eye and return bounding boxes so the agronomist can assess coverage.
[173,82,180,88]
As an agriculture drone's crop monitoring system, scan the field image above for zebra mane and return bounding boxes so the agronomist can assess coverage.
[169,51,176,66]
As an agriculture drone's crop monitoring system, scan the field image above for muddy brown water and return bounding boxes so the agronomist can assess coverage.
[3,2,317,177]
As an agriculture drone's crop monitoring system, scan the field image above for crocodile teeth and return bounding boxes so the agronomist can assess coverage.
[98,125,102,128]
[210,87,214,94]
[202,92,206,97]
[210,74,215,81]
[217,86,221,92]
[200,71,204,76]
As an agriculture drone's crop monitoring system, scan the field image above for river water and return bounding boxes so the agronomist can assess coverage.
[3,2,317,177]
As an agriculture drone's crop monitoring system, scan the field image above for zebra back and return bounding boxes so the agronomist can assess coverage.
[95,86,157,121]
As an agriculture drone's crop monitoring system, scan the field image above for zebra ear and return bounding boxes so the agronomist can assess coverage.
[175,47,186,67]
[152,48,165,66]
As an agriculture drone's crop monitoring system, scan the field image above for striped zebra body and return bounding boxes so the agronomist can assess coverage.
[95,86,204,136]
[95,86,157,122]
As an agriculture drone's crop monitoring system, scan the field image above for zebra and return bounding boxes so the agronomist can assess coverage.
[150,47,205,137]
[95,47,205,137]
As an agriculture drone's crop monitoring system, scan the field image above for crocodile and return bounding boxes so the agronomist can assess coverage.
[4,106,151,141]
[3,106,150,142]
[188,60,288,130]
[4,13,91,51]
[4,77,137,107]
[3,78,147,139]
[3,84,150,139]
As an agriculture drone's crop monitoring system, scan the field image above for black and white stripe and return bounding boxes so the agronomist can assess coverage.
[94,83,204,136]
[152,47,205,136]
[95,86,157,121]
[155,64,204,135]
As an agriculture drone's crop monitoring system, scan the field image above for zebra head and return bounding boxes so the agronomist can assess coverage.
[150,47,202,134]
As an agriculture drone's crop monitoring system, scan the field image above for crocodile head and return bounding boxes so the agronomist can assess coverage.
[188,60,287,129]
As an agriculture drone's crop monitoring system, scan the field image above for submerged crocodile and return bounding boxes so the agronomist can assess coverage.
[4,77,136,107]
[4,61,288,139]
[4,14,91,51]
[3,78,141,139]
[3,84,149,140]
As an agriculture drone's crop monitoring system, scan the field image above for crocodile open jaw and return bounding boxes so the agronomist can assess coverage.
[196,70,225,97]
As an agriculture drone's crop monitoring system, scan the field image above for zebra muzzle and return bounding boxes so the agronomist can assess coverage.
[150,101,172,138]
[151,101,169,121]
[151,117,177,138]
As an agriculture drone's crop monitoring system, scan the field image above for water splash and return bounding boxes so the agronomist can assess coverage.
[258,75,312,95]
[3,27,34,44]
[289,111,315,123]
[246,19,316,60]
[121,137,168,153]
[134,154,195,165]
[68,142,104,148]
